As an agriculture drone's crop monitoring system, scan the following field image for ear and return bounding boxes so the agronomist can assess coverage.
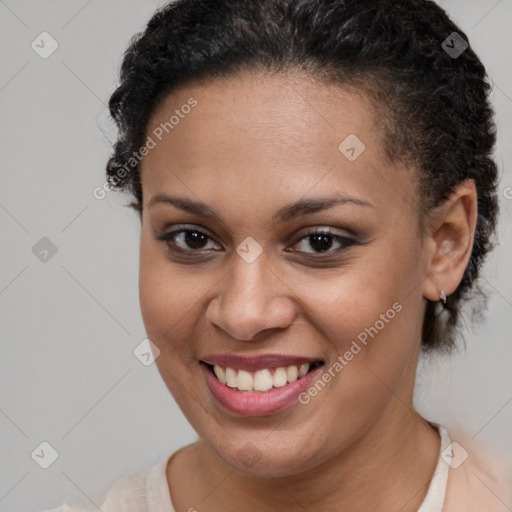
[422,179,478,302]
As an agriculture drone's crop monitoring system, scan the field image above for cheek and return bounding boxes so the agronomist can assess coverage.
[138,245,208,414]
[294,276,416,451]
[294,254,406,343]
[294,241,422,390]
[138,236,196,357]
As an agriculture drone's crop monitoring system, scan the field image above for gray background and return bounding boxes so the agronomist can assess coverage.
[0,1,511,510]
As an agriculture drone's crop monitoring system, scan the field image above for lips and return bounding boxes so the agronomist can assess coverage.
[199,353,325,416]
[201,353,323,372]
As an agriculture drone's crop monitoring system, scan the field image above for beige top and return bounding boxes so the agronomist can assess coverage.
[41,424,512,512]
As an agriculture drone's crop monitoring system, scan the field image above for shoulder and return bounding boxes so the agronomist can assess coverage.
[38,505,90,512]
[444,427,512,511]
[39,455,170,512]
[100,461,155,510]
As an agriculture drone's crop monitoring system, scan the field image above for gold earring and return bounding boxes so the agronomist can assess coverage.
[439,290,447,304]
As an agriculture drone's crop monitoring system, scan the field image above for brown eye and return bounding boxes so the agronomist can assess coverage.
[176,230,209,250]
[155,227,221,253]
[289,228,355,256]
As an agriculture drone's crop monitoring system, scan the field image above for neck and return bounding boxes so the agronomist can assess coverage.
[171,405,440,512]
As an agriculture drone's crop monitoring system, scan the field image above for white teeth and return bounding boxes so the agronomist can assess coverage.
[236,369,253,391]
[225,367,237,388]
[253,369,273,391]
[213,365,226,384]
[272,367,288,388]
[212,363,313,392]
[298,363,309,378]
[287,365,298,383]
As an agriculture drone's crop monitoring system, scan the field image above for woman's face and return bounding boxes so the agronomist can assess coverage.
[139,70,430,477]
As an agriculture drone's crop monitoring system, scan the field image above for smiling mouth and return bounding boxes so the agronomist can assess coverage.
[202,361,325,393]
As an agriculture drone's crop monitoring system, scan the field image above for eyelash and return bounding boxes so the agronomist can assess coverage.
[154,225,355,258]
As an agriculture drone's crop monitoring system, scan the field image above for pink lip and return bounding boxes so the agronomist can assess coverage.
[201,353,322,372]
[200,361,324,416]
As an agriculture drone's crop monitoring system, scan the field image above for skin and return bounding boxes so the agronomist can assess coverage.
[138,69,477,511]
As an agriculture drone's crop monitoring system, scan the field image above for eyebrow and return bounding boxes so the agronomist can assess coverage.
[148,193,374,223]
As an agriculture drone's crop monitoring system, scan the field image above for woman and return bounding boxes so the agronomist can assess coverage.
[46,0,512,510]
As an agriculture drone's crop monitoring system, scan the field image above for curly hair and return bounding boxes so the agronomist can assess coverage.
[105,0,499,354]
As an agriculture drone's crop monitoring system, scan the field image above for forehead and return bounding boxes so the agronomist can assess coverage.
[140,70,414,219]
[143,70,376,165]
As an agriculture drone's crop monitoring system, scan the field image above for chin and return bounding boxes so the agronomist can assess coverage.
[207,432,324,478]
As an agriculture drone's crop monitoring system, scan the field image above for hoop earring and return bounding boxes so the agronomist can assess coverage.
[439,290,447,304]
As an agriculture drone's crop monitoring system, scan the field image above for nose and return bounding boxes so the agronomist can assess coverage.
[205,253,296,342]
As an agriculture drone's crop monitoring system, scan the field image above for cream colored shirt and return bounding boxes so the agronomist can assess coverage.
[41,424,512,512]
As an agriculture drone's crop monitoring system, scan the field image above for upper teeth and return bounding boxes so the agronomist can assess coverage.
[213,363,311,392]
